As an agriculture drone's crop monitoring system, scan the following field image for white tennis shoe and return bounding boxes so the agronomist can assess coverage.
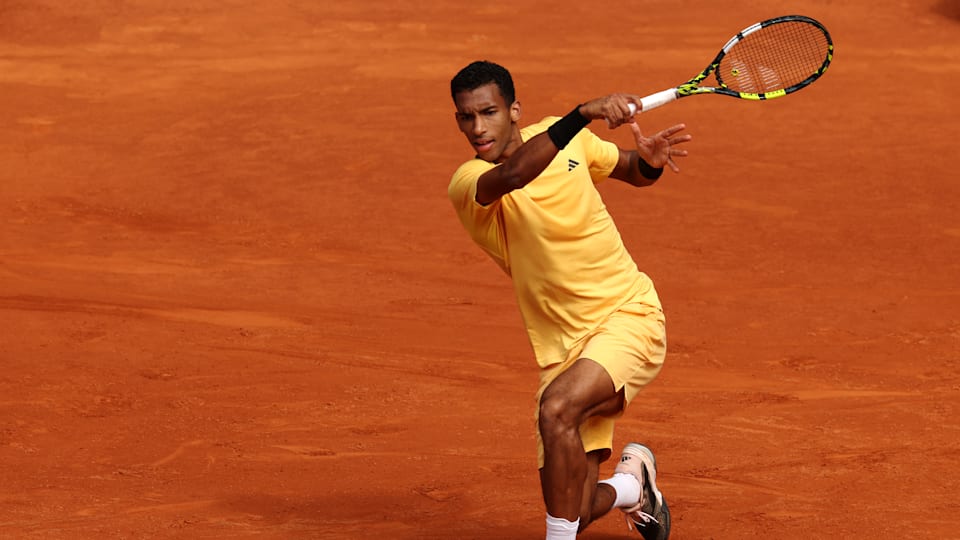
[614,443,671,540]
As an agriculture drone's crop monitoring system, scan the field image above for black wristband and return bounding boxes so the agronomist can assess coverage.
[547,105,590,150]
[638,157,664,180]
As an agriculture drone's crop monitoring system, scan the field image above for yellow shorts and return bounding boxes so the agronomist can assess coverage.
[534,301,666,468]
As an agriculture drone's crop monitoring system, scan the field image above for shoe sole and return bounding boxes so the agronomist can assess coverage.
[657,497,671,540]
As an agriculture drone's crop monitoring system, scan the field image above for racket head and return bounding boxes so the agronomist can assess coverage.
[714,15,833,99]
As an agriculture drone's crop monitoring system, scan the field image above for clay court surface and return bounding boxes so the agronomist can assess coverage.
[1,1,958,538]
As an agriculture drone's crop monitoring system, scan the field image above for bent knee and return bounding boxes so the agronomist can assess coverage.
[538,394,581,433]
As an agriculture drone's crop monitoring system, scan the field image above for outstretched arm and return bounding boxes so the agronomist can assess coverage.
[476,94,641,205]
[611,123,692,187]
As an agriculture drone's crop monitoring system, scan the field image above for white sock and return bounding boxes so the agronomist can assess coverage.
[545,513,579,540]
[598,472,641,509]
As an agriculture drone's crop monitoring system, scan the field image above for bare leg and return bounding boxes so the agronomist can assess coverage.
[538,408,586,521]
[591,483,618,520]
[575,450,619,532]
[538,358,625,523]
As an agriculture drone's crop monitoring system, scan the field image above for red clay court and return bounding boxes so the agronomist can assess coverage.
[1,1,958,538]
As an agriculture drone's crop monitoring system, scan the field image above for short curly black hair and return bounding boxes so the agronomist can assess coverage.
[450,60,516,105]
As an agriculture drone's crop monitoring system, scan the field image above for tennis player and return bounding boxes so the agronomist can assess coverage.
[447,60,691,540]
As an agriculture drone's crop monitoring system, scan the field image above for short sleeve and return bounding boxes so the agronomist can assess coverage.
[448,159,509,273]
[579,129,620,183]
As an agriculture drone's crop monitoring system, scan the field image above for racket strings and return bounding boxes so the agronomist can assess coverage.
[718,21,830,94]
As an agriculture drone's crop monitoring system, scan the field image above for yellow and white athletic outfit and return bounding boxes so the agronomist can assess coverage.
[448,117,666,467]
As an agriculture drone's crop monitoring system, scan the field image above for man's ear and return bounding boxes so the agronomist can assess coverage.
[510,101,521,122]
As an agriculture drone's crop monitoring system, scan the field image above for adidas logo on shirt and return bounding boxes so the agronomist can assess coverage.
[567,159,579,172]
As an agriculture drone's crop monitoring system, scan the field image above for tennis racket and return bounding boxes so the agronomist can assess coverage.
[628,14,833,114]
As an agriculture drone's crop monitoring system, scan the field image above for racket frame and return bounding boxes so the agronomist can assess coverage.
[639,14,834,112]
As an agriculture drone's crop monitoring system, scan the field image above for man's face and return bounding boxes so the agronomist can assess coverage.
[453,83,521,163]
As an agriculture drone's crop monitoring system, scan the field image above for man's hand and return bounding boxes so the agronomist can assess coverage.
[579,94,642,129]
[629,122,692,173]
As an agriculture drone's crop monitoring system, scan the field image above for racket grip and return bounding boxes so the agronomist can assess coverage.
[638,89,678,112]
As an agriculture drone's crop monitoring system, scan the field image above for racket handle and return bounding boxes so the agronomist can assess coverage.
[638,89,679,112]
[621,94,671,126]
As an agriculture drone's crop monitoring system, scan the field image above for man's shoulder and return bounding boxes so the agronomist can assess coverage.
[452,157,496,178]
[448,157,496,198]
[523,116,609,152]
[521,116,561,139]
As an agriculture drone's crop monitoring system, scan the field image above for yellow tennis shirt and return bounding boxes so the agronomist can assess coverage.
[448,117,662,368]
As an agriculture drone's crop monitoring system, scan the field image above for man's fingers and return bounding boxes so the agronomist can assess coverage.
[658,123,687,138]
